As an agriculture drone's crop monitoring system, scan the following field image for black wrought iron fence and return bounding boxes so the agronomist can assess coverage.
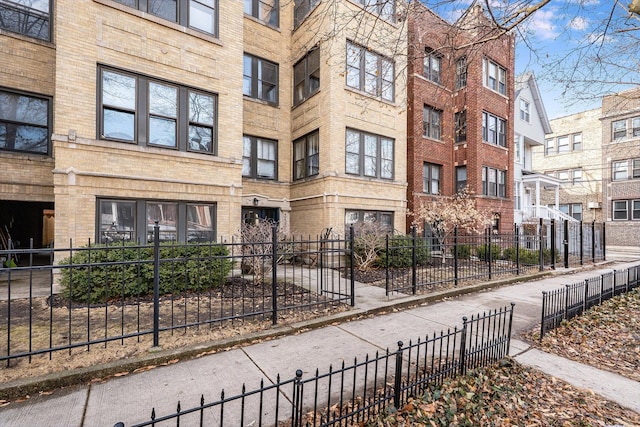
[540,265,640,339]
[0,224,354,364]
[113,303,515,427]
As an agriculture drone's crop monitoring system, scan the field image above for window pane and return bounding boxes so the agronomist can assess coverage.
[149,83,177,117]
[189,92,214,125]
[100,200,136,243]
[243,55,253,96]
[0,92,48,125]
[633,201,640,220]
[346,130,360,174]
[364,52,377,95]
[0,0,50,40]
[3,124,48,153]
[188,125,212,152]
[149,116,177,147]
[190,0,215,34]
[103,109,135,141]
[187,204,214,242]
[147,202,178,242]
[103,71,136,110]
[573,133,582,150]
[148,0,176,21]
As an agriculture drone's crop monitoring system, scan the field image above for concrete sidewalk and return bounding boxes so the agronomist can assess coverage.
[1,259,639,426]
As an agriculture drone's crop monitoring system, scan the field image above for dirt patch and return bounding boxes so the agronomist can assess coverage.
[0,278,350,384]
[522,288,640,382]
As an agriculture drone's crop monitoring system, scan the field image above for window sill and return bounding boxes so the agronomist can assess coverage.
[483,86,509,99]
[243,95,280,108]
[422,136,444,144]
[481,141,508,151]
[344,86,395,106]
[243,14,280,32]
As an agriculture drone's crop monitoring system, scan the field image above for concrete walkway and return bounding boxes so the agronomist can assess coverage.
[1,258,639,426]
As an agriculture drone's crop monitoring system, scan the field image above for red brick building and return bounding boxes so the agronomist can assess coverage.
[407,2,515,233]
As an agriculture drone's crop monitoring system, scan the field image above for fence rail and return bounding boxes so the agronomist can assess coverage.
[113,303,515,427]
[0,224,354,364]
[540,265,640,339]
[0,220,604,364]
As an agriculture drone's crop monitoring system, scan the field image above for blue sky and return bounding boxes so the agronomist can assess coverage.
[424,1,638,120]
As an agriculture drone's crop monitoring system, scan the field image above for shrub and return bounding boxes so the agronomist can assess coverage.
[59,242,232,304]
[454,244,472,259]
[476,244,501,261]
[378,235,430,268]
[502,247,560,265]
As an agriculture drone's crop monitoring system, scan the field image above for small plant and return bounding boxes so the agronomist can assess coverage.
[58,242,232,304]
[455,244,472,259]
[476,244,501,261]
[378,235,430,268]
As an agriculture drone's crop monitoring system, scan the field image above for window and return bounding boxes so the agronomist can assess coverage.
[572,133,582,151]
[243,54,279,105]
[556,170,569,181]
[482,112,506,147]
[0,0,50,41]
[345,128,393,179]
[294,0,319,27]
[345,210,393,235]
[293,130,319,180]
[482,166,506,198]
[545,138,554,156]
[98,199,215,243]
[353,0,395,21]
[454,111,466,143]
[456,166,467,192]
[613,120,626,140]
[612,161,628,180]
[0,88,50,155]
[519,99,530,122]
[346,41,394,101]
[423,48,441,84]
[613,200,628,220]
[99,67,217,153]
[455,57,467,90]
[634,201,640,220]
[423,163,441,195]
[633,159,640,178]
[423,106,441,140]
[244,0,278,27]
[633,117,640,137]
[556,204,582,221]
[243,135,277,180]
[572,168,582,184]
[557,135,569,153]
[112,0,217,36]
[293,48,320,106]
[483,58,506,95]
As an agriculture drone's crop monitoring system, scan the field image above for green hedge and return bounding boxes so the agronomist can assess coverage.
[378,236,430,268]
[59,243,232,304]
[502,247,559,264]
[476,244,502,261]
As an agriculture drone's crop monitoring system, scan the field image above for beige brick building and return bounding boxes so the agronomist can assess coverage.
[601,87,640,245]
[531,108,604,223]
[0,0,408,250]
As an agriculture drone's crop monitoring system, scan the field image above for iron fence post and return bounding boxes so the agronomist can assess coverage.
[563,284,569,321]
[411,225,417,295]
[599,274,604,304]
[506,302,516,355]
[453,226,459,287]
[350,225,355,306]
[385,233,390,296]
[550,219,556,270]
[563,220,569,268]
[515,223,520,275]
[540,291,547,341]
[583,279,589,312]
[591,221,596,263]
[153,222,160,348]
[579,221,584,265]
[602,222,606,261]
[488,229,492,280]
[271,224,278,326]
[393,341,404,409]
[459,317,468,375]
[539,218,544,271]
[292,369,304,427]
